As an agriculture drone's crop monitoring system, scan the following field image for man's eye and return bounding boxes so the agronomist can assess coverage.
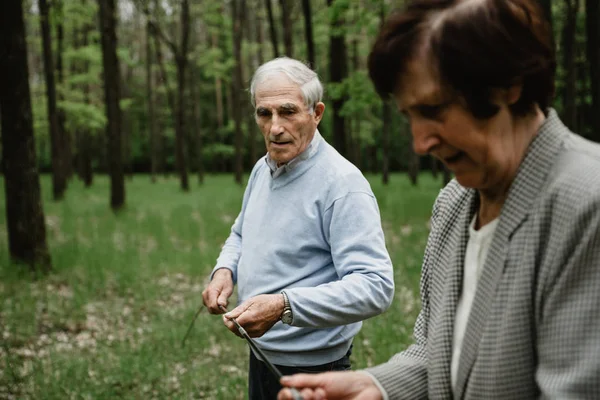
[280,109,295,116]
[256,110,270,117]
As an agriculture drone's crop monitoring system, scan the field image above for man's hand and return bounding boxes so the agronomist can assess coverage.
[277,371,383,400]
[202,268,234,314]
[223,294,285,338]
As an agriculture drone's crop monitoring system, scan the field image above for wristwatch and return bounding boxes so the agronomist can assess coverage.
[281,291,293,325]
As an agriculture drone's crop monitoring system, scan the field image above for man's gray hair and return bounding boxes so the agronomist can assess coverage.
[250,57,323,113]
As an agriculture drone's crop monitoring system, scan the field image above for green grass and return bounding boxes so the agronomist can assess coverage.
[0,173,442,399]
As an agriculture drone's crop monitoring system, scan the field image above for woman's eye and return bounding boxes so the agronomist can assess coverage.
[418,105,444,119]
[417,103,448,120]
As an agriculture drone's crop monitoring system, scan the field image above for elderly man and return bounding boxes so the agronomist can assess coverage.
[202,57,395,399]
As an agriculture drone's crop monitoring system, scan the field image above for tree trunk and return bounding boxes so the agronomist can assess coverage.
[351,38,361,168]
[174,60,190,190]
[232,0,244,184]
[56,0,72,180]
[302,0,315,68]
[190,67,204,184]
[562,0,579,130]
[146,17,157,183]
[0,0,52,271]
[246,2,259,166]
[211,32,225,131]
[40,0,67,201]
[280,0,293,57]
[155,66,166,176]
[265,0,280,58]
[255,0,266,67]
[81,19,93,187]
[174,0,190,191]
[121,66,134,180]
[408,146,419,186]
[382,100,390,185]
[443,166,452,186]
[586,0,600,142]
[147,0,190,190]
[379,0,389,184]
[151,18,175,177]
[327,0,349,159]
[98,0,125,210]
[431,156,439,179]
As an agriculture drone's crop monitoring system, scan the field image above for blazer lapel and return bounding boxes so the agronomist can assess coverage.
[454,109,569,399]
[428,189,477,398]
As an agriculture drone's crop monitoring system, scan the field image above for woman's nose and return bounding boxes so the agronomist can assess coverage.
[411,118,440,155]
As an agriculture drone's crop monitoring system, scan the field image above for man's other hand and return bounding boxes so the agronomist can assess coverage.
[223,294,285,337]
[202,268,234,314]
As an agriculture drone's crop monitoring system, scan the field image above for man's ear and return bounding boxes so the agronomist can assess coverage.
[313,102,325,124]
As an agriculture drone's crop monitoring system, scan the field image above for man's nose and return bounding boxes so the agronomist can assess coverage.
[270,114,284,135]
[411,117,440,155]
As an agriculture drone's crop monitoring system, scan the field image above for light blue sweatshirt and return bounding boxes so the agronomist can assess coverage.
[212,131,395,366]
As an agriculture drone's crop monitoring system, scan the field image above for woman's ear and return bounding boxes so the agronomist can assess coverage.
[506,84,523,106]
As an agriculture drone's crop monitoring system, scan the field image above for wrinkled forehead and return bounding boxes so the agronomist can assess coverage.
[254,74,305,108]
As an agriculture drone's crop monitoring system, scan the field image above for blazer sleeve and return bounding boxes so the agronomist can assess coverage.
[363,188,446,400]
[536,193,600,399]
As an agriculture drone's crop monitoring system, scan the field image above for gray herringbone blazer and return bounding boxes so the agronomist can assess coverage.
[367,109,600,399]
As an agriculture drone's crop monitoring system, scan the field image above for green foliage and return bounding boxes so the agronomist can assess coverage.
[20,0,596,175]
[59,100,106,131]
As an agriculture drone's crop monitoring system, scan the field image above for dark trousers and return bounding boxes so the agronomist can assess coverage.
[248,346,352,400]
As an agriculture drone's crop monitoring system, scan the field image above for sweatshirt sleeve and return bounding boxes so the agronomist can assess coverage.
[210,161,263,284]
[284,187,395,327]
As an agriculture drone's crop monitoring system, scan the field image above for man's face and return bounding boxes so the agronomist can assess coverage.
[254,74,324,166]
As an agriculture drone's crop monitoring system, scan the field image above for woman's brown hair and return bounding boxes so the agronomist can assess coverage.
[368,0,556,118]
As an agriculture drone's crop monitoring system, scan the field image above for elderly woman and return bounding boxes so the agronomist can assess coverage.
[278,0,600,399]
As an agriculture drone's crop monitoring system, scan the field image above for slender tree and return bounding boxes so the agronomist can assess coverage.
[302,0,316,68]
[255,0,266,67]
[98,0,125,210]
[147,0,191,191]
[327,0,349,158]
[408,135,419,186]
[586,0,600,142]
[40,0,67,200]
[0,0,52,271]
[265,0,280,57]
[246,0,260,166]
[211,32,225,131]
[379,0,390,184]
[146,11,158,183]
[56,0,72,180]
[231,0,244,184]
[562,0,579,130]
[79,16,94,187]
[280,0,293,57]
[431,156,439,179]
[382,99,391,185]
[191,68,204,184]
[443,165,452,186]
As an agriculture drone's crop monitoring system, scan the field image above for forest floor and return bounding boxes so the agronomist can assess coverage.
[0,173,441,399]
